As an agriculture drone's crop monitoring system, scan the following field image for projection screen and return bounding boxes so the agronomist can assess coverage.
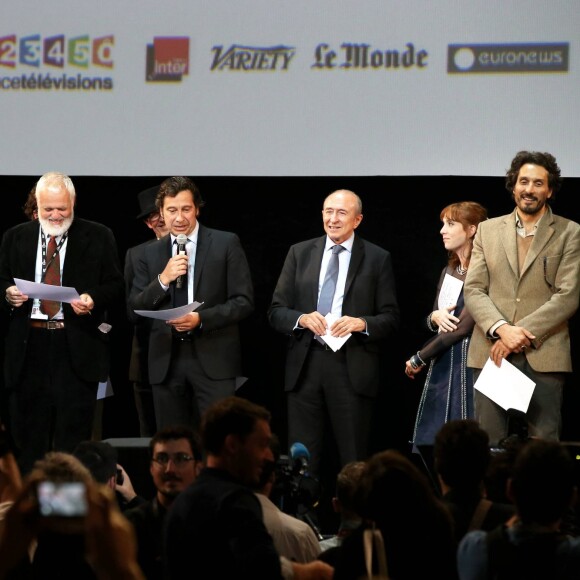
[1,1,578,176]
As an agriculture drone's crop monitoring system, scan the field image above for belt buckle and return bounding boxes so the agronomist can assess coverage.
[47,320,60,330]
[174,331,192,342]
[313,338,331,351]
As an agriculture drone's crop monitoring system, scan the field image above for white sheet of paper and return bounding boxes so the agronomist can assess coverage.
[14,278,81,302]
[437,273,463,314]
[320,313,351,352]
[97,377,114,400]
[235,377,248,391]
[474,357,536,412]
[134,301,203,321]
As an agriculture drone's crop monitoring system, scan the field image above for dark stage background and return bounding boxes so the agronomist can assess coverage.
[1,175,580,508]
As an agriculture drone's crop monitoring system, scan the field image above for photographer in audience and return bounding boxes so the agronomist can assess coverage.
[0,451,144,579]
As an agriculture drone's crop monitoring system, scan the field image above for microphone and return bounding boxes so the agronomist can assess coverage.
[289,442,310,475]
[175,234,188,289]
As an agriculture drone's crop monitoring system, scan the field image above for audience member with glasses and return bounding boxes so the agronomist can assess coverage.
[152,451,196,467]
[124,425,202,580]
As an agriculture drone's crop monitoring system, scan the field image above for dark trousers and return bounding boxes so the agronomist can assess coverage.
[130,332,157,437]
[287,344,373,476]
[133,381,157,437]
[8,328,97,475]
[152,339,235,431]
[473,352,564,447]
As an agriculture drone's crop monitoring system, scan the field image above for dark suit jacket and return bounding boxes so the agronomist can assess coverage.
[268,235,400,397]
[125,239,156,384]
[129,224,254,384]
[165,467,282,579]
[0,218,125,388]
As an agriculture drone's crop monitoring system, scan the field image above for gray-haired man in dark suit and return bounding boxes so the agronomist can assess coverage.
[268,190,400,474]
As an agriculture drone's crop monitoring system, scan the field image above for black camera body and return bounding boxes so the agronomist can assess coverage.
[272,454,321,517]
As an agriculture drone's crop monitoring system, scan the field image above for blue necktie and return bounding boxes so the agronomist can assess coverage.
[317,245,345,315]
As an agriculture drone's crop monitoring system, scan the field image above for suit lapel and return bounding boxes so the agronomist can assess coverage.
[500,211,519,278]
[345,236,364,297]
[160,234,172,264]
[22,221,40,280]
[308,237,326,309]
[156,235,174,305]
[194,225,210,298]
[521,207,555,277]
[61,220,89,285]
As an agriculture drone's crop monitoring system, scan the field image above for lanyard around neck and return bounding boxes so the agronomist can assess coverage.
[40,230,67,282]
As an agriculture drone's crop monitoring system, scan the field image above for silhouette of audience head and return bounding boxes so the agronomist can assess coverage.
[509,439,576,526]
[23,185,38,221]
[484,435,527,504]
[201,396,273,487]
[72,440,117,485]
[31,450,93,486]
[334,460,366,520]
[331,449,457,580]
[254,432,281,492]
[355,449,452,531]
[434,419,490,492]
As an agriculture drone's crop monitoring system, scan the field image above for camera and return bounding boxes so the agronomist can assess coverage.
[272,454,322,516]
[37,481,88,518]
[271,454,324,540]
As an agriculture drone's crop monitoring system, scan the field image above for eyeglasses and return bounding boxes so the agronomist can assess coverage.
[152,452,194,467]
[147,213,164,225]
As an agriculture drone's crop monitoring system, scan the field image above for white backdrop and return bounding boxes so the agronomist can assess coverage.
[1,1,578,176]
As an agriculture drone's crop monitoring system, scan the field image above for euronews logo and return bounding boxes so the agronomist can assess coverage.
[0,33,114,91]
[448,43,568,74]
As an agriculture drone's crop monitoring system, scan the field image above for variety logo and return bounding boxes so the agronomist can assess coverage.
[0,33,114,91]
[312,42,428,70]
[448,43,569,73]
[210,44,295,71]
[146,37,189,82]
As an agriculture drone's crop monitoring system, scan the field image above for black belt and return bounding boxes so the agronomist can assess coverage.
[173,331,194,342]
[30,319,65,330]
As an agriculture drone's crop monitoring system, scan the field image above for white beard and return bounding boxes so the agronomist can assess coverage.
[39,212,74,237]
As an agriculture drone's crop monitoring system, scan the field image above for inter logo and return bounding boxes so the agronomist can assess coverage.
[146,37,189,82]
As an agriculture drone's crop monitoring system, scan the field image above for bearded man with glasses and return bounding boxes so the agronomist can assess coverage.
[124,425,202,580]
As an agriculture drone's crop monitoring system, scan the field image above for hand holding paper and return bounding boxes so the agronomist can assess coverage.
[14,277,81,303]
[320,313,351,351]
[438,273,463,313]
[134,301,203,321]
[474,357,536,413]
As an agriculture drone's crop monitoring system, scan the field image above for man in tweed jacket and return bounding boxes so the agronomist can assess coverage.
[464,151,580,446]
